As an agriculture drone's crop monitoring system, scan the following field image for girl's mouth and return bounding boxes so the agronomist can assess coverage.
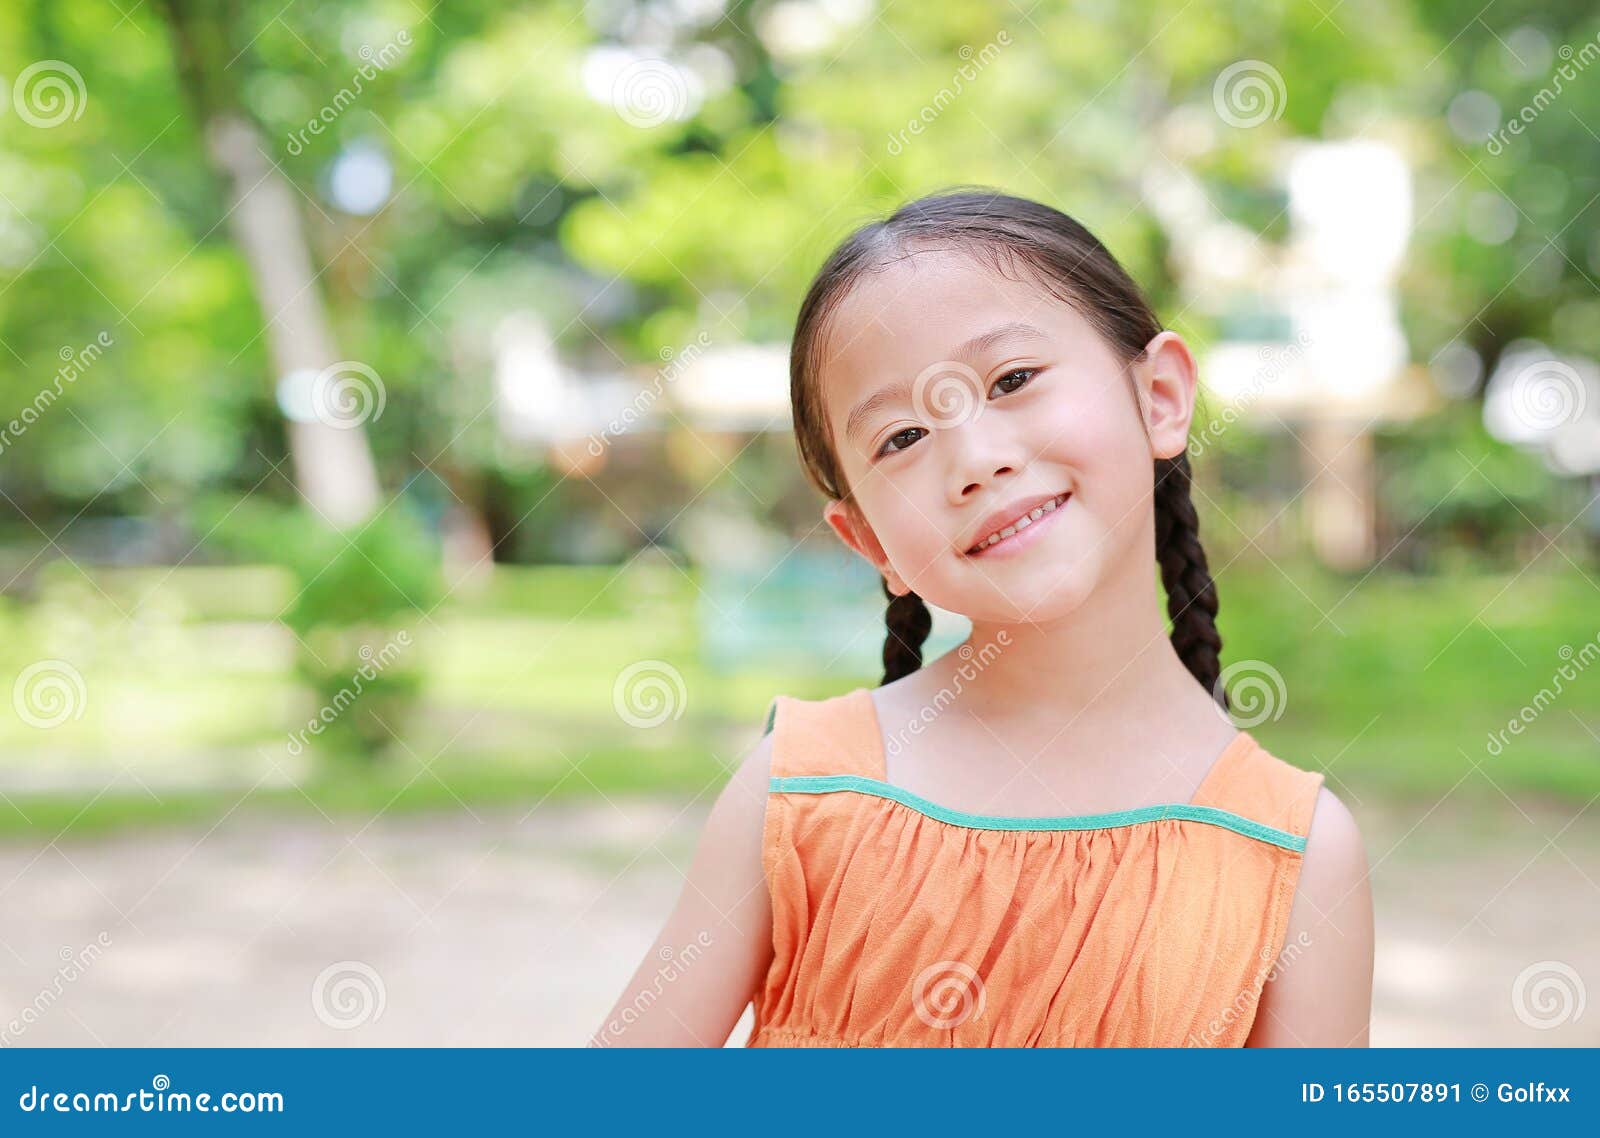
[964,491,1071,558]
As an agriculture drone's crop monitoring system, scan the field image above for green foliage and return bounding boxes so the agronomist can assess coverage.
[1377,403,1569,569]
[203,495,440,762]
[2,0,1596,549]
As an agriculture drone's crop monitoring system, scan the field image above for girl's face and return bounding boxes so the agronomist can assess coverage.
[818,246,1196,625]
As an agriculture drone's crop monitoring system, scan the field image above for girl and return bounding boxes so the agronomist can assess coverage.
[595,189,1374,1048]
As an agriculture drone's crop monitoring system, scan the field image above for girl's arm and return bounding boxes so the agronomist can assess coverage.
[588,730,775,1047]
[1246,786,1376,1046]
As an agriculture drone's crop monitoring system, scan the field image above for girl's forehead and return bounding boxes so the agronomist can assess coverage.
[830,249,1030,344]
[818,251,1082,402]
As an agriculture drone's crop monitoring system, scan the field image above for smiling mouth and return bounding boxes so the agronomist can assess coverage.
[965,492,1071,555]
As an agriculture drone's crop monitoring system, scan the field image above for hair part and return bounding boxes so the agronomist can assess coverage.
[789,187,1228,710]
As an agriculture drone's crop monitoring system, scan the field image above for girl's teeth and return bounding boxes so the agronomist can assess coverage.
[975,494,1065,550]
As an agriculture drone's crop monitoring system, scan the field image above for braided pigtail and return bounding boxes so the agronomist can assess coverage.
[1153,451,1228,711]
[881,577,932,684]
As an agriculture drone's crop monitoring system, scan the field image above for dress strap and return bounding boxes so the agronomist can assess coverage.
[1187,729,1324,844]
[762,687,887,779]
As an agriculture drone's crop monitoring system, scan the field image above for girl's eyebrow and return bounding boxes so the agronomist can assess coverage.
[843,321,1050,446]
[952,320,1050,361]
[844,378,914,447]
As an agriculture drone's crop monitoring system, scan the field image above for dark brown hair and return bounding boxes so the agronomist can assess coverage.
[788,187,1227,708]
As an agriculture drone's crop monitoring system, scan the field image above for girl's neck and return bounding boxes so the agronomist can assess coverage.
[928,549,1205,729]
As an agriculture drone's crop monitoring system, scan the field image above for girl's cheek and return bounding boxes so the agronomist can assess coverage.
[1031,405,1101,466]
[1038,384,1141,462]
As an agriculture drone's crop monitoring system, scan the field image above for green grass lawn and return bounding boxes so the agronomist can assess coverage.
[0,555,1595,839]
[1219,560,1600,804]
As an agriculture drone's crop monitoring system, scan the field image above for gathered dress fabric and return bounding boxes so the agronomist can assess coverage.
[747,687,1324,1048]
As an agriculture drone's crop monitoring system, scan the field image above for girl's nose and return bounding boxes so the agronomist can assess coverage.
[946,424,1022,502]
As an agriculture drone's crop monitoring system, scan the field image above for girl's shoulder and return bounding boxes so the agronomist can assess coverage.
[1190,730,1327,847]
[757,686,1341,862]
[760,687,884,780]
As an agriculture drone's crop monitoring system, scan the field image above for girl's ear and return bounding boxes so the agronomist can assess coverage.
[1134,330,1198,460]
[823,498,910,596]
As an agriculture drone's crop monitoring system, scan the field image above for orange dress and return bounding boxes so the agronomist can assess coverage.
[747,686,1324,1047]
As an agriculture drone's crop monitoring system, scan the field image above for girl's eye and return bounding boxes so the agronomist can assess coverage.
[876,426,926,458]
[873,369,1039,458]
[989,367,1037,398]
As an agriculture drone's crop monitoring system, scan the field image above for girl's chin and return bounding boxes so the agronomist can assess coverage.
[945,573,1102,626]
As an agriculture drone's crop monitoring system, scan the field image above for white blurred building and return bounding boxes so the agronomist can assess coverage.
[1153,136,1434,568]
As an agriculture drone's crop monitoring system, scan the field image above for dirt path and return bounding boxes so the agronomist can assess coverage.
[0,791,1594,1046]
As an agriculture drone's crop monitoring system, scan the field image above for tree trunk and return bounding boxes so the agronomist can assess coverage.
[157,0,382,527]
[205,116,383,526]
